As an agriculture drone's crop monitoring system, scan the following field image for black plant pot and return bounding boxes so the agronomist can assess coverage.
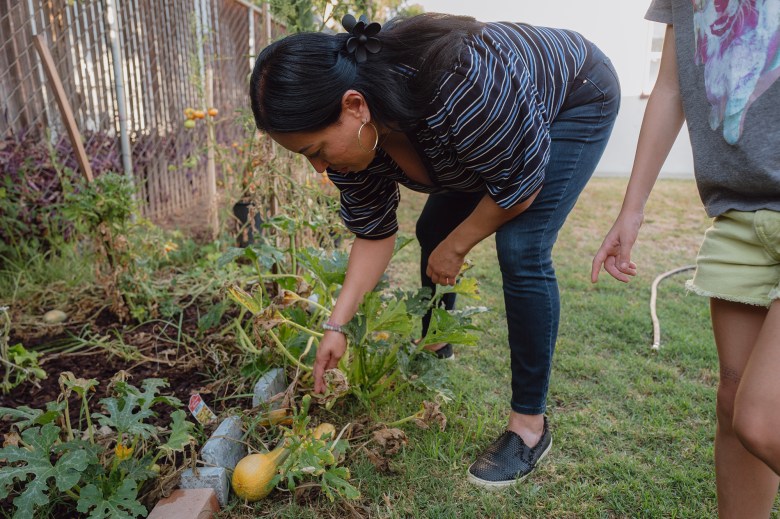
[232,200,263,247]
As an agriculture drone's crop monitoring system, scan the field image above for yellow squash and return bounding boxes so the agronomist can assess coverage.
[311,422,336,441]
[231,445,289,502]
[257,408,293,427]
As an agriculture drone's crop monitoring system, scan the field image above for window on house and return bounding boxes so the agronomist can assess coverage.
[642,22,666,97]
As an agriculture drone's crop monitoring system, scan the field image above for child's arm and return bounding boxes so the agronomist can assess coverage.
[591,25,685,283]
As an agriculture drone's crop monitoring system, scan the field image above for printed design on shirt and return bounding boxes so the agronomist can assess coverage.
[692,0,780,144]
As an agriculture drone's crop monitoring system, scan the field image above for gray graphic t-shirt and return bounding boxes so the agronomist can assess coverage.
[646,0,780,217]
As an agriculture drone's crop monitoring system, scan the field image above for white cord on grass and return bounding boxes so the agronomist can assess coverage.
[650,265,696,350]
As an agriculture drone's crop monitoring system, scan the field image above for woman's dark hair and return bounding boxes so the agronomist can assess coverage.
[250,13,484,133]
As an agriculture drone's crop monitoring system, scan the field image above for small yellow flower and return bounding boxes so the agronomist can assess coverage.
[115,443,134,461]
[163,241,178,255]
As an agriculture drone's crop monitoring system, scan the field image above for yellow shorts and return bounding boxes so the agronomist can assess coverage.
[687,209,780,307]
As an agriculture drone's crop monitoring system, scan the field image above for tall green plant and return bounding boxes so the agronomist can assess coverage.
[63,173,190,321]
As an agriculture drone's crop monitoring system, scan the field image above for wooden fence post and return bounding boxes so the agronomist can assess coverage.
[33,34,93,183]
[202,0,219,239]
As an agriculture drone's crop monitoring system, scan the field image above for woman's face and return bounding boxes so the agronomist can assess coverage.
[270,90,377,174]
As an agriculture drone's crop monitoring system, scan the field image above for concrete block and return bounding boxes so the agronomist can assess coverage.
[179,467,229,507]
[252,367,287,408]
[147,488,219,519]
[201,416,246,470]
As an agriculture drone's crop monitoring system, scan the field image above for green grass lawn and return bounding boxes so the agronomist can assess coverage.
[240,178,778,518]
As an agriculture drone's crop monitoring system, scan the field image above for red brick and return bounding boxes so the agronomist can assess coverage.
[147,488,220,519]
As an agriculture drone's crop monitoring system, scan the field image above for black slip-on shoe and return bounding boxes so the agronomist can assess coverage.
[433,343,454,360]
[467,418,552,488]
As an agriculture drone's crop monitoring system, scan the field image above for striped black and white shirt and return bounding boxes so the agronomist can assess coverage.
[327,22,593,239]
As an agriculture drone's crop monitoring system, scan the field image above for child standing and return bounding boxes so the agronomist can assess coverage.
[592,1,780,517]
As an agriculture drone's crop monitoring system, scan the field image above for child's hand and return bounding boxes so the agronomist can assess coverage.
[591,213,642,283]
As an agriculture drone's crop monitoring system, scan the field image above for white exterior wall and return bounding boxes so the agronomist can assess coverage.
[595,96,694,178]
[417,0,696,178]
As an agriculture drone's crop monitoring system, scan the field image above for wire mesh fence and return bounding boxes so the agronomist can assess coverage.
[0,0,283,221]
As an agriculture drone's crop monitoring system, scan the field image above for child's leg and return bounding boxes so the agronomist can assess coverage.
[711,298,779,519]
[733,299,780,473]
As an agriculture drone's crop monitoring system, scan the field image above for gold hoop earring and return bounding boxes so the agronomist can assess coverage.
[357,120,379,152]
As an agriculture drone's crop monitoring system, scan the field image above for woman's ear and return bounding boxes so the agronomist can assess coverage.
[341,90,370,121]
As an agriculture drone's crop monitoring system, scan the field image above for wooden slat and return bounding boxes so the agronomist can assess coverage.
[33,34,93,182]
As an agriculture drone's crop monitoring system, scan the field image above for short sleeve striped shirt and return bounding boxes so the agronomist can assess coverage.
[327,22,592,239]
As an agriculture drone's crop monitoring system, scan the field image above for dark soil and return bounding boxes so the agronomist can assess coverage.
[0,305,236,433]
[0,348,210,413]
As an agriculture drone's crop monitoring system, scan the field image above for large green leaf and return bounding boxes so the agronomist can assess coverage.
[110,378,181,408]
[435,276,481,300]
[321,466,360,502]
[396,343,453,399]
[418,308,480,347]
[0,401,65,430]
[93,395,156,440]
[0,424,94,518]
[118,455,158,485]
[216,246,246,268]
[245,242,286,270]
[159,410,195,453]
[76,478,147,519]
[296,247,348,287]
[392,286,433,318]
[94,378,183,440]
[360,292,413,335]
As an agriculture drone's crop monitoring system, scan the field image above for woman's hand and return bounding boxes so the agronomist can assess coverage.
[591,211,642,283]
[313,330,347,393]
[426,239,465,286]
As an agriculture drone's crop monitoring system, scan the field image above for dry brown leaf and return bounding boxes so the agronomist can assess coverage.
[372,427,407,456]
[415,400,447,432]
[253,308,284,330]
[3,432,21,448]
[313,368,349,408]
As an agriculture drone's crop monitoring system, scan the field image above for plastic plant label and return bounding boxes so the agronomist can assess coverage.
[188,393,217,425]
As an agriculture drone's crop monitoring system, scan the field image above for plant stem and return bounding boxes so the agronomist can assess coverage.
[82,394,94,444]
[253,259,266,308]
[266,328,312,372]
[280,319,323,338]
[385,410,422,428]
[63,396,74,441]
[235,321,262,354]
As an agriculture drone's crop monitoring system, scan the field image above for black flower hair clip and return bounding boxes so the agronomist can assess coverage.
[342,14,382,63]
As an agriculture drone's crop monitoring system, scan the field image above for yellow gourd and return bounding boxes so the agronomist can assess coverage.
[231,445,289,502]
[257,408,293,427]
[312,422,336,441]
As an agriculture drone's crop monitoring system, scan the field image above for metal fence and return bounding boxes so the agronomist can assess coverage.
[0,0,284,221]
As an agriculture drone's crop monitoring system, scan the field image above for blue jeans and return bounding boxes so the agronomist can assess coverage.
[417,47,620,414]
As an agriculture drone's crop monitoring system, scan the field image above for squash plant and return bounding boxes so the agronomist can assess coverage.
[221,237,485,407]
[342,278,484,405]
[236,394,357,503]
[0,375,194,519]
